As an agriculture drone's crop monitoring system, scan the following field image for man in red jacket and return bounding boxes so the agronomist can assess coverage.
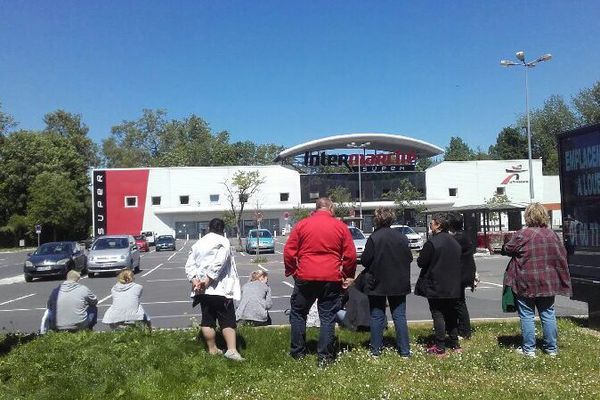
[284,197,357,366]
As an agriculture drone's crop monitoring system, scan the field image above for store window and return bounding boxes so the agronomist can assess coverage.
[180,195,190,205]
[309,192,319,200]
[124,196,138,208]
[210,194,219,203]
[449,188,458,197]
[496,187,506,195]
[280,192,289,201]
[151,196,161,206]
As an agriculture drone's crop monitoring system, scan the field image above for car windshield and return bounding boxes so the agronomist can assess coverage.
[35,243,71,255]
[394,226,416,235]
[134,235,144,240]
[157,237,174,243]
[249,230,272,239]
[348,228,365,240]
[92,238,129,250]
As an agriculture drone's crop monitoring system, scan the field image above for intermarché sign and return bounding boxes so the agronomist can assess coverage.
[303,150,417,172]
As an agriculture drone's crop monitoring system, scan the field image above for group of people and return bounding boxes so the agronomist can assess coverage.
[41,268,150,333]
[41,198,571,365]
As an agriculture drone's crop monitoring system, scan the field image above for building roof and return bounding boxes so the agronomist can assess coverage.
[423,203,528,214]
[274,133,444,161]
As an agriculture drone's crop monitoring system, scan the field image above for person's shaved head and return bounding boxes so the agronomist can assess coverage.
[316,197,333,211]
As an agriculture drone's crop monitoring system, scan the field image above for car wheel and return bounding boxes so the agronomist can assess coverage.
[134,262,140,273]
[156,248,160,252]
[24,274,33,282]
[88,272,95,278]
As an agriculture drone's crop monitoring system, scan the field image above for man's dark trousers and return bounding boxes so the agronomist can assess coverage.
[289,280,342,361]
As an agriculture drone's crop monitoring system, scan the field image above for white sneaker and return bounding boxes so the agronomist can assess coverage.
[544,350,558,357]
[224,350,245,362]
[515,347,536,358]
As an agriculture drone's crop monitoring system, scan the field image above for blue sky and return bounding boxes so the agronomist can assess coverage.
[1,0,599,152]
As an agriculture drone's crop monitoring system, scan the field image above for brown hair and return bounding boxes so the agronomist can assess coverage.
[373,207,395,228]
[524,202,548,227]
[315,197,333,211]
[117,269,135,284]
[250,270,268,282]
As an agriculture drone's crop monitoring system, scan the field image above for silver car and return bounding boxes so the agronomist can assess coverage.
[348,226,367,263]
[87,235,140,277]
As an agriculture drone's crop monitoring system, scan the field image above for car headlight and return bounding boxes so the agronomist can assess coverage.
[57,258,69,265]
[88,256,94,262]
[25,260,33,267]
[120,254,126,260]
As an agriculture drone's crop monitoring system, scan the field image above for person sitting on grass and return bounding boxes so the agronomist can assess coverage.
[102,269,151,330]
[45,270,98,332]
[236,270,273,326]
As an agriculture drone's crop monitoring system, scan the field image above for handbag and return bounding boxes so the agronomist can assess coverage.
[502,285,517,313]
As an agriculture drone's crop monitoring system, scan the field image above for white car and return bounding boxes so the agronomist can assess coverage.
[390,225,424,251]
[348,226,367,262]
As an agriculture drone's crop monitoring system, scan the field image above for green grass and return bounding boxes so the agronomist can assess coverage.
[1,319,599,399]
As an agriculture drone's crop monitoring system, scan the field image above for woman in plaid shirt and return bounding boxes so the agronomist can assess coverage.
[502,203,571,358]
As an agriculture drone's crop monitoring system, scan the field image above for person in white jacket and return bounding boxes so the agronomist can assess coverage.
[185,218,244,361]
[102,269,151,329]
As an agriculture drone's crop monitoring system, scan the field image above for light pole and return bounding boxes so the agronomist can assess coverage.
[347,141,370,229]
[500,51,552,202]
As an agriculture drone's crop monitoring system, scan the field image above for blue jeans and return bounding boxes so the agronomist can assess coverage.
[289,280,342,360]
[369,295,410,356]
[516,295,557,353]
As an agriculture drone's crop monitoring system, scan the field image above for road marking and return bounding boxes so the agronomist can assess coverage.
[149,313,201,319]
[98,294,112,304]
[0,307,46,313]
[141,300,191,305]
[158,267,185,270]
[147,278,188,283]
[258,264,268,271]
[275,250,283,255]
[0,275,25,285]
[141,263,164,278]
[271,295,291,299]
[168,252,177,261]
[282,281,294,288]
[240,252,247,256]
[480,281,503,288]
[0,293,36,306]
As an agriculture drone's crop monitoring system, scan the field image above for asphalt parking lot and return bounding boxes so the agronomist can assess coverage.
[0,238,589,333]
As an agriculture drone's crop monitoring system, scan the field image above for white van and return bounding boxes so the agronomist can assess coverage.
[141,231,156,246]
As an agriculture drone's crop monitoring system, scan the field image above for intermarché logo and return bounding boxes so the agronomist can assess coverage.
[501,164,529,184]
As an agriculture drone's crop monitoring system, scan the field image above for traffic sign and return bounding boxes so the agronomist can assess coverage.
[255,212,263,222]
[283,212,290,220]
[35,224,42,234]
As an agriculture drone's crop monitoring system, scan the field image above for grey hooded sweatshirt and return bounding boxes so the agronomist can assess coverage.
[102,282,146,324]
[54,281,98,330]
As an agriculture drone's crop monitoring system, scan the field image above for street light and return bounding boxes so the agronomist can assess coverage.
[347,141,370,229]
[500,51,552,202]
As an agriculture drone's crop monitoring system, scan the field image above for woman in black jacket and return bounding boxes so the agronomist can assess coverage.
[415,213,462,356]
[361,207,413,357]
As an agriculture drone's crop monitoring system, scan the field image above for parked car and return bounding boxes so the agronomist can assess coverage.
[155,235,176,252]
[24,241,87,282]
[87,235,140,277]
[348,226,367,262]
[245,229,275,254]
[134,235,150,252]
[390,224,424,251]
[141,231,156,246]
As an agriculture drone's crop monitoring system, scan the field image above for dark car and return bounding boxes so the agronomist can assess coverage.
[134,235,150,252]
[155,235,176,252]
[24,241,87,282]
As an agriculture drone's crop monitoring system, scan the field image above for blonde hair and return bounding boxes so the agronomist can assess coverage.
[117,269,135,284]
[66,270,81,282]
[250,270,268,282]
[524,202,548,227]
[373,207,395,228]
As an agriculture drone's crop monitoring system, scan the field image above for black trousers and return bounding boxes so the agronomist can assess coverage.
[428,298,460,350]
[456,290,472,338]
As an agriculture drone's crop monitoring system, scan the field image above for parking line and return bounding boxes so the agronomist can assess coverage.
[275,250,283,255]
[240,252,247,256]
[0,275,25,285]
[480,281,503,288]
[0,293,35,306]
[141,263,164,278]
[147,278,188,283]
[168,252,177,261]
[272,295,291,299]
[258,264,268,271]
[98,294,112,304]
[282,281,294,288]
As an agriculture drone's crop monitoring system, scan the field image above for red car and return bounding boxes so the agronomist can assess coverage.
[134,235,149,252]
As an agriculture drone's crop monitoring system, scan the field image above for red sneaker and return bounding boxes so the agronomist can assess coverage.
[426,345,447,357]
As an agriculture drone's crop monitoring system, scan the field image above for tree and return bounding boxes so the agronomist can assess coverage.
[43,110,99,168]
[0,102,17,137]
[292,205,311,223]
[387,179,426,224]
[223,170,265,248]
[444,137,476,161]
[488,126,528,160]
[525,95,578,174]
[327,186,353,218]
[573,80,600,125]
[0,214,29,246]
[26,172,86,241]
[416,156,434,171]
[485,192,510,229]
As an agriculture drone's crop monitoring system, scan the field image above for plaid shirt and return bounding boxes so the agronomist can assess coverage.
[503,226,571,298]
